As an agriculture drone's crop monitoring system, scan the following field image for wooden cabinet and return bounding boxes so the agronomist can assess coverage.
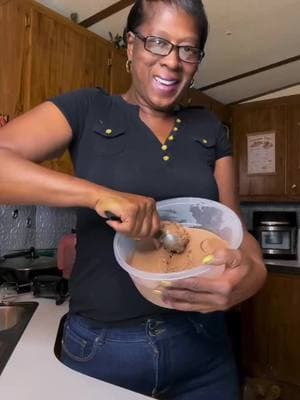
[180,88,230,124]
[241,271,300,399]
[0,0,131,175]
[94,40,111,93]
[0,0,112,117]
[109,48,132,95]
[286,105,300,196]
[232,103,287,198]
[232,95,300,201]
[28,8,96,108]
[0,0,31,118]
[25,4,111,175]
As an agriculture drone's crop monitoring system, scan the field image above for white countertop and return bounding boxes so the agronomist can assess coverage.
[0,294,150,399]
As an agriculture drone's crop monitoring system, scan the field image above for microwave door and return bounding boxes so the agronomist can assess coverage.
[261,230,290,250]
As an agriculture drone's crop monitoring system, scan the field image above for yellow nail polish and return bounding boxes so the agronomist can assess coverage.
[159,281,172,287]
[202,255,214,264]
[153,289,162,296]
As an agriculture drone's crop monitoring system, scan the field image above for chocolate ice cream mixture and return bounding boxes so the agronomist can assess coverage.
[128,227,228,273]
[160,221,190,253]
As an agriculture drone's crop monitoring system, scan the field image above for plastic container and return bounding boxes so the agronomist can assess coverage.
[113,197,243,308]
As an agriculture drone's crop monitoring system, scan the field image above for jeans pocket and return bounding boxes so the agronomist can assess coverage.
[61,320,101,362]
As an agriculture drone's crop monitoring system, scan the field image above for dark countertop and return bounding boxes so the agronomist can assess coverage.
[265,258,300,275]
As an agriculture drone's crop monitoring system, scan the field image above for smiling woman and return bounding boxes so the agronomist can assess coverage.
[123,0,206,112]
[0,0,266,399]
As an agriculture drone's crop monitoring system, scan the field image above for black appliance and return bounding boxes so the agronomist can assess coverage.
[0,247,68,304]
[32,275,69,305]
[0,247,59,291]
[253,211,298,259]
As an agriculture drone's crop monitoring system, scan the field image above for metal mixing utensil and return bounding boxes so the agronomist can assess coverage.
[105,211,189,254]
[155,222,190,254]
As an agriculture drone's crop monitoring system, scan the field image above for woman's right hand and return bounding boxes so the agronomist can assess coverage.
[94,190,161,238]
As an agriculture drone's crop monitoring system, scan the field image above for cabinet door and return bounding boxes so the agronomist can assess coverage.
[28,8,100,174]
[233,105,287,197]
[286,105,300,196]
[241,273,300,386]
[179,89,230,123]
[109,49,131,94]
[28,8,96,107]
[0,0,31,118]
[180,88,212,109]
[94,39,111,92]
[58,25,96,93]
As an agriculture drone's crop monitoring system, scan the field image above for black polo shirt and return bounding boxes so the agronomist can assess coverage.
[51,88,232,323]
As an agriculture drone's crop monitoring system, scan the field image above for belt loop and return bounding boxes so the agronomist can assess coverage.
[146,318,166,336]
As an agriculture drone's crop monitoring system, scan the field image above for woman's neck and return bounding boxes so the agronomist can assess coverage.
[122,88,175,121]
[122,89,178,144]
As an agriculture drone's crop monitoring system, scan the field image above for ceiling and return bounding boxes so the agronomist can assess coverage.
[35,0,300,104]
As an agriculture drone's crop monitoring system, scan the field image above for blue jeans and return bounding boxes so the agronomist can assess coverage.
[61,312,240,399]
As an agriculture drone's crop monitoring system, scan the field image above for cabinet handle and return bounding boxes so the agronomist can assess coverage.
[24,14,31,28]
[291,184,297,190]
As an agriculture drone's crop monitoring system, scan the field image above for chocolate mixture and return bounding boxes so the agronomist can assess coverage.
[129,227,228,273]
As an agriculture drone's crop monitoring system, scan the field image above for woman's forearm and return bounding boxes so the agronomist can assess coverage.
[0,148,106,209]
[0,148,161,237]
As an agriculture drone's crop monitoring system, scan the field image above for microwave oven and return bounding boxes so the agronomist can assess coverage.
[253,211,298,259]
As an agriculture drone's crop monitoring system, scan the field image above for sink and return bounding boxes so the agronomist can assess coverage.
[0,302,38,374]
[0,305,27,331]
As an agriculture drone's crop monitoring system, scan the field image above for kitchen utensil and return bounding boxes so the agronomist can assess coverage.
[105,211,188,253]
[2,247,38,259]
[154,222,189,253]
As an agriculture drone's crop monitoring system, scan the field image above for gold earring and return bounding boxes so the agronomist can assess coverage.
[125,59,132,73]
[189,79,195,89]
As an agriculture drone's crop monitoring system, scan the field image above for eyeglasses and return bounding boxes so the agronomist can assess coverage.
[132,31,205,64]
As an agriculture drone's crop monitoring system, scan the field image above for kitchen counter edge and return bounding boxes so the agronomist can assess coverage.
[0,294,150,400]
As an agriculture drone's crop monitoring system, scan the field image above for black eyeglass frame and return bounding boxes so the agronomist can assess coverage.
[132,31,205,64]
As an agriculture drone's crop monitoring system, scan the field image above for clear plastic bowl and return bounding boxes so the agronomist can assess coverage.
[113,197,243,308]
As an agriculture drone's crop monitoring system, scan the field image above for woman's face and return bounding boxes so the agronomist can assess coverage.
[127,2,200,111]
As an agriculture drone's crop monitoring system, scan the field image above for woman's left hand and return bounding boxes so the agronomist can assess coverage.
[159,232,267,313]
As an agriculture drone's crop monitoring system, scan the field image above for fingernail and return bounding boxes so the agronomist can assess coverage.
[153,289,162,296]
[159,280,172,287]
[202,254,214,264]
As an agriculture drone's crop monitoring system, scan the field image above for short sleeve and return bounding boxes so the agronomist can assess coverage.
[215,123,232,159]
[49,87,107,140]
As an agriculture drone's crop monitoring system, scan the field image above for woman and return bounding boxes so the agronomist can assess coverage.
[0,0,266,399]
